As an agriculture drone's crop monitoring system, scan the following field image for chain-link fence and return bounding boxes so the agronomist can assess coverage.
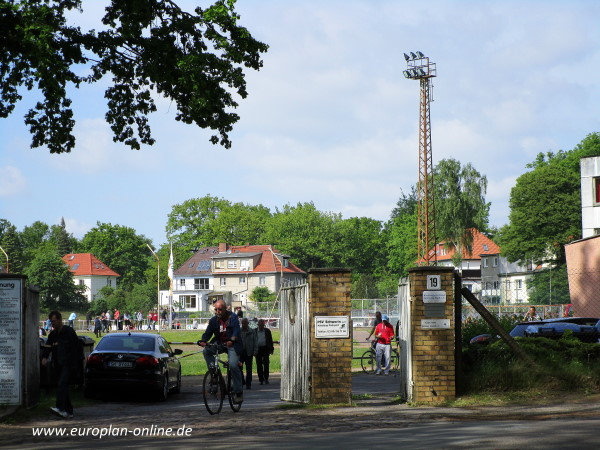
[565,267,600,318]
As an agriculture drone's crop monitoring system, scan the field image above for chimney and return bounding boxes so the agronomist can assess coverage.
[219,243,228,253]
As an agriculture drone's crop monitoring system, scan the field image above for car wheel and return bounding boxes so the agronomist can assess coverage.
[172,370,181,394]
[156,374,168,401]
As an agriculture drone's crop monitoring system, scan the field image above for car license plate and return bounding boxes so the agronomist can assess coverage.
[107,361,133,368]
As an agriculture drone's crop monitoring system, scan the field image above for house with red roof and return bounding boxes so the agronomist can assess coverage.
[62,253,120,303]
[426,228,500,292]
[164,243,306,313]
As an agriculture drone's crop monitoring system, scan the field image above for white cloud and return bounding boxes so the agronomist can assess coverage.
[61,217,93,239]
[0,166,27,197]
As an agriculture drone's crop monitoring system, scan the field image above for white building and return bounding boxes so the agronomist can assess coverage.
[63,253,119,302]
[580,156,600,238]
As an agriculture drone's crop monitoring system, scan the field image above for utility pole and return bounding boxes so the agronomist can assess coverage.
[404,51,437,265]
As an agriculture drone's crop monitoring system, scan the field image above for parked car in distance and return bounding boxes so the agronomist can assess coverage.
[84,332,182,401]
[469,317,600,345]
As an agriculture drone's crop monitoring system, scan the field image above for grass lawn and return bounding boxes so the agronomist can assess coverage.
[77,328,372,375]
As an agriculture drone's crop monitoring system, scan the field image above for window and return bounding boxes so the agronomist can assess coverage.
[239,276,246,284]
[194,278,209,290]
[179,279,186,287]
[283,258,289,267]
[240,259,250,269]
[483,258,488,268]
[594,177,600,204]
[493,257,498,267]
[220,277,227,286]
[259,276,266,285]
[516,279,523,289]
[107,279,112,287]
[181,295,196,309]
[227,260,236,269]
[214,260,224,269]
[79,279,85,286]
[483,244,489,251]
[493,281,499,289]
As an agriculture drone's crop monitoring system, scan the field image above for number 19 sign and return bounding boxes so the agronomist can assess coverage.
[427,275,441,290]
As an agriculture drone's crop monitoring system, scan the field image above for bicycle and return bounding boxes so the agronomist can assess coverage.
[200,342,242,415]
[360,340,400,374]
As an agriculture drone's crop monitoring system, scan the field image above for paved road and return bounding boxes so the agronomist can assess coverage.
[3,373,599,449]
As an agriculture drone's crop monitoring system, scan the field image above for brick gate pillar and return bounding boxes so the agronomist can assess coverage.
[308,268,352,405]
[408,266,456,403]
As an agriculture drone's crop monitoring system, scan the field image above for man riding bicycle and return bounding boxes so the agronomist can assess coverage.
[198,300,244,403]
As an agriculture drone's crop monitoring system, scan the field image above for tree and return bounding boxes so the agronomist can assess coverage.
[526,266,570,305]
[20,220,50,266]
[25,247,86,310]
[166,195,271,251]
[498,133,600,264]
[333,217,385,274]
[263,202,340,270]
[79,222,151,288]
[1,0,268,153]
[249,286,275,303]
[49,217,76,256]
[434,159,490,263]
[0,221,24,274]
[386,211,418,277]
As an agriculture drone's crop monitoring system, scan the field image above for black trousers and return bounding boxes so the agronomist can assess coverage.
[240,350,254,387]
[55,364,73,414]
[256,346,270,382]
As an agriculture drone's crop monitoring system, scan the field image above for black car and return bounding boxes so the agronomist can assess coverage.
[84,332,183,401]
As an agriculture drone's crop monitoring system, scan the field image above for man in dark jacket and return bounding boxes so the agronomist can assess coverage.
[198,299,243,403]
[256,319,274,385]
[41,311,80,418]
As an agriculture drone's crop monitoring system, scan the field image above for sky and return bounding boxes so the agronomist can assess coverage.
[1,0,600,246]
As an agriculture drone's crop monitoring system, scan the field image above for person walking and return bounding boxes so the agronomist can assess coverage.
[374,314,395,376]
[41,311,81,418]
[93,316,102,338]
[68,311,76,329]
[240,318,258,389]
[256,319,274,385]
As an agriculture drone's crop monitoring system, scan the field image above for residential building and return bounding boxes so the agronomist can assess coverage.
[62,253,120,303]
[426,229,500,293]
[161,243,306,313]
[481,254,534,304]
[580,156,600,238]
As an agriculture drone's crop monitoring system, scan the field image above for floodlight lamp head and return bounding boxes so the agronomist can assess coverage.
[416,51,425,58]
[404,53,410,62]
[403,70,410,78]
[410,52,417,60]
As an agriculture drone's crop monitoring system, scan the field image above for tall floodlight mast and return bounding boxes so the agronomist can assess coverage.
[403,51,437,265]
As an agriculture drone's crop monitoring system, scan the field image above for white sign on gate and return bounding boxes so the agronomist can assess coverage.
[0,279,22,405]
[314,316,349,338]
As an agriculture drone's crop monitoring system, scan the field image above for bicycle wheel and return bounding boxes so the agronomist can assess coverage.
[389,348,400,373]
[360,350,375,374]
[227,370,242,412]
[203,370,224,415]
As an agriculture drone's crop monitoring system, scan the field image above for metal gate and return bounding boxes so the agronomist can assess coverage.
[279,283,310,403]
[397,277,412,401]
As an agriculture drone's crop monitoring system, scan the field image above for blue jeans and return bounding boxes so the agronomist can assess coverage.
[375,343,391,373]
[203,345,243,394]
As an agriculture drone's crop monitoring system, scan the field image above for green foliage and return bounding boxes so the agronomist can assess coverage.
[526,265,570,305]
[434,158,490,261]
[386,211,418,276]
[25,247,86,310]
[49,217,76,256]
[461,336,600,394]
[498,133,600,264]
[0,221,24,274]
[333,217,384,273]
[351,273,379,299]
[263,202,341,270]
[79,222,151,288]
[1,0,268,153]
[249,286,276,303]
[166,195,271,251]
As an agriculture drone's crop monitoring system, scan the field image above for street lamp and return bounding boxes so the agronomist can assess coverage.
[146,244,160,332]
